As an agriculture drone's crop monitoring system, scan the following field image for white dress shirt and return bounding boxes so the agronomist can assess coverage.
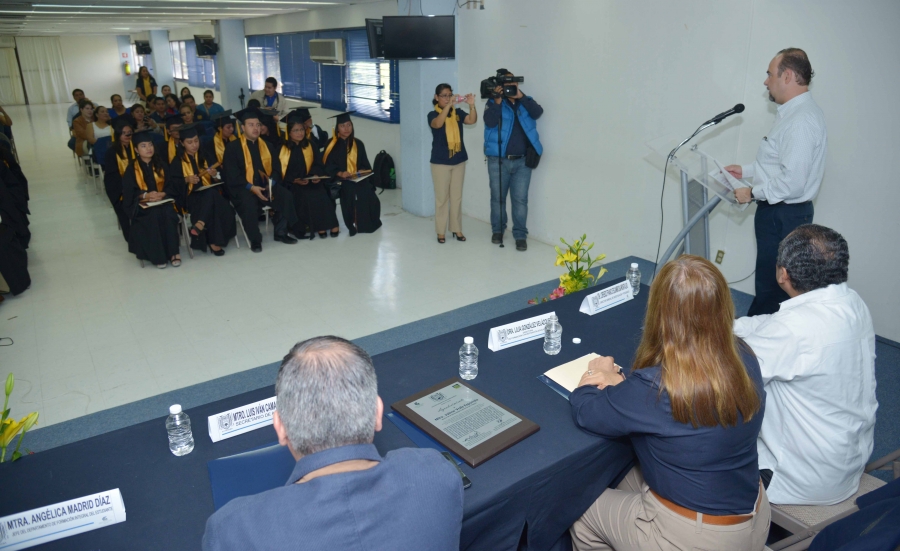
[742,92,827,204]
[67,102,80,128]
[734,283,877,505]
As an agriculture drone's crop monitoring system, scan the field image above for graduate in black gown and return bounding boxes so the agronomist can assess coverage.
[200,110,236,172]
[0,161,30,294]
[123,130,181,268]
[222,107,298,252]
[162,114,184,164]
[0,158,29,249]
[0,142,28,202]
[168,123,236,256]
[280,109,339,239]
[323,111,381,235]
[103,117,135,242]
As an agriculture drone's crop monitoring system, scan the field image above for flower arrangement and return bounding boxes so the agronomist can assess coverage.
[529,234,607,304]
[1,374,39,463]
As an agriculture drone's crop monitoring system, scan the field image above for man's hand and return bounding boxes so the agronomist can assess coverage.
[293,178,309,185]
[724,164,742,179]
[493,86,503,104]
[734,187,753,204]
[206,168,217,179]
[337,171,353,180]
[144,191,164,202]
[186,174,200,185]
[250,185,268,201]
[512,86,524,99]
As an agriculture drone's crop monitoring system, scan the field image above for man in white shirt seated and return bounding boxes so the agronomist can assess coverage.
[67,88,85,129]
[734,224,877,505]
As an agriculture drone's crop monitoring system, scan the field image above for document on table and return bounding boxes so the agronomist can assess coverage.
[539,353,601,399]
[407,382,522,450]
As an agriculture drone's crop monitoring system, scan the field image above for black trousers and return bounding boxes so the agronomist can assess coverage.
[231,186,297,245]
[748,200,814,316]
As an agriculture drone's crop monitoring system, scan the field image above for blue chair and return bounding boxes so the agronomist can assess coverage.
[91,136,112,195]
[199,120,215,137]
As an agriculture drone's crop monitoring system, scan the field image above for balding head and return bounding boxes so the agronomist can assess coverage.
[275,336,379,457]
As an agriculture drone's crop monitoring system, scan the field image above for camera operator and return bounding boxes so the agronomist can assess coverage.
[483,69,543,251]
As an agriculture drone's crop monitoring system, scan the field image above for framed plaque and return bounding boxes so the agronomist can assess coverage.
[391,378,540,467]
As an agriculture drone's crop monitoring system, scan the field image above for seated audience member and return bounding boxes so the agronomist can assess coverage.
[201,111,235,171]
[160,84,172,97]
[135,66,157,103]
[168,122,235,256]
[734,224,876,506]
[248,76,289,120]
[280,110,339,239]
[196,90,224,121]
[201,336,464,551]
[130,103,158,132]
[323,111,381,235]
[150,96,167,123]
[180,86,191,100]
[298,107,328,155]
[569,255,769,551]
[178,103,196,125]
[73,100,99,156]
[104,118,136,242]
[182,94,198,114]
[223,107,298,252]
[109,94,130,119]
[163,114,184,163]
[67,88,86,128]
[93,105,113,139]
[122,130,181,268]
[164,94,181,116]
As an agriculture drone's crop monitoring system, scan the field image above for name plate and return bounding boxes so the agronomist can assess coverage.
[580,281,634,316]
[0,489,126,550]
[208,396,277,443]
[487,311,556,352]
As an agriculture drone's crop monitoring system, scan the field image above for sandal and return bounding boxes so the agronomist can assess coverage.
[330,230,340,237]
[437,235,446,244]
[452,233,467,242]
[171,256,182,267]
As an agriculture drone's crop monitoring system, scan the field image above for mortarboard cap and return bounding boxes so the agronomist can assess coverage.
[212,110,233,127]
[178,122,202,140]
[165,114,184,128]
[286,108,313,124]
[328,111,356,125]
[132,129,155,145]
[234,107,262,123]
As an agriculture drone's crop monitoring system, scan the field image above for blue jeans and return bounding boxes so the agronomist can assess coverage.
[487,156,532,240]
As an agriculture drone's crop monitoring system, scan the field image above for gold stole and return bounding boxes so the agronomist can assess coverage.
[213,130,234,167]
[240,135,272,185]
[181,152,212,194]
[323,136,357,174]
[116,143,135,176]
[133,160,165,192]
[279,143,313,180]
[435,105,461,157]
[167,139,177,163]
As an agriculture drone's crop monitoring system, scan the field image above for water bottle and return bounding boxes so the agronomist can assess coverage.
[166,404,194,456]
[543,314,562,355]
[459,337,478,380]
[626,263,641,296]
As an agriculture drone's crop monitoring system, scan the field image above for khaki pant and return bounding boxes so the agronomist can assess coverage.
[571,466,770,551]
[431,162,466,235]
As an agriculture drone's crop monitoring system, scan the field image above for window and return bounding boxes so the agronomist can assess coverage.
[170,41,187,81]
[170,40,218,89]
[245,29,399,124]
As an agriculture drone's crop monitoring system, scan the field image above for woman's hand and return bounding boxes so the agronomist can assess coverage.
[293,178,309,185]
[206,168,218,179]
[186,174,200,185]
[338,171,353,180]
[587,356,618,374]
[465,93,476,106]
[577,370,624,390]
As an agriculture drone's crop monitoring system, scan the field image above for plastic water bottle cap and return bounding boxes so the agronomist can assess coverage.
[572,338,581,344]
[169,404,182,415]
[631,263,639,268]
[464,337,474,344]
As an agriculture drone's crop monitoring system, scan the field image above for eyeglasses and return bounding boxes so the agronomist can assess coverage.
[438,93,454,98]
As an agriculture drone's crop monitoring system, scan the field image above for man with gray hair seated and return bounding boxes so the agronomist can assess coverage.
[202,336,465,550]
[734,224,877,506]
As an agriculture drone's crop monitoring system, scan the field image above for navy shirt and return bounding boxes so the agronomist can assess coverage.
[428,108,469,165]
[202,443,464,551]
[570,344,765,515]
[483,96,543,157]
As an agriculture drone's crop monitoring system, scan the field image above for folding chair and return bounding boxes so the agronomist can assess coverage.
[768,447,900,551]
[92,137,112,196]
[178,211,194,259]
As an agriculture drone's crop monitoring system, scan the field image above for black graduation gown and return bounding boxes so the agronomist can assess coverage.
[0,218,29,295]
[308,125,328,155]
[281,141,338,236]
[122,160,180,265]
[103,147,132,242]
[0,145,28,202]
[168,153,236,250]
[324,137,381,234]
[222,137,297,244]
[0,173,29,249]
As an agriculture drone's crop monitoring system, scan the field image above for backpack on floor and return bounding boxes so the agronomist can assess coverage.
[372,150,396,191]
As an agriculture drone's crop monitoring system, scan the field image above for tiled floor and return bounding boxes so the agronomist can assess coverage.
[0,103,566,429]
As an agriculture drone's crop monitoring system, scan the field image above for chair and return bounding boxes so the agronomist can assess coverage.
[768,448,900,551]
[92,136,112,195]
[178,211,194,259]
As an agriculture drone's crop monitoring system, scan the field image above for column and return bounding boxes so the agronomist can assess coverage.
[214,19,250,112]
[149,30,174,92]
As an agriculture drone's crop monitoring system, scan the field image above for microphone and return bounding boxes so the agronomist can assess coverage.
[707,103,745,125]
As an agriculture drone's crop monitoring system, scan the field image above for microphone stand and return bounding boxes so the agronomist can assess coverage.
[239,88,246,109]
[496,96,504,248]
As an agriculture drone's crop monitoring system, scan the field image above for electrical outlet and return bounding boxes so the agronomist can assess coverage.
[715,250,725,264]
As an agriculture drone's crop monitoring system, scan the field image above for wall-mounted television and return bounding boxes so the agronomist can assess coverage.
[135,41,151,55]
[365,18,384,59]
[382,15,455,60]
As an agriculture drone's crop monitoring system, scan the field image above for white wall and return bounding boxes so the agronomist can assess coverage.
[168,23,215,42]
[59,35,126,107]
[455,0,900,340]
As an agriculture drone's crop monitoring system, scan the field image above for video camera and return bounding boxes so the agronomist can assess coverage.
[480,68,525,99]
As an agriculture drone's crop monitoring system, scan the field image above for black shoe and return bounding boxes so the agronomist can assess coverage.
[516,239,527,251]
[212,248,225,257]
[251,242,262,253]
[330,230,340,237]
[349,227,357,237]
[491,233,503,244]
[274,234,298,244]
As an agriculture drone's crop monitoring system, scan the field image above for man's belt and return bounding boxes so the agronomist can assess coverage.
[504,155,524,160]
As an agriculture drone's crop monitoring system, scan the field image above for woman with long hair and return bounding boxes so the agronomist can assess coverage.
[72,99,98,156]
[109,94,130,119]
[429,83,476,243]
[323,112,380,235]
[180,86,191,99]
[122,130,181,268]
[104,118,136,241]
[196,89,224,121]
[164,93,181,115]
[200,110,236,172]
[160,84,172,97]
[569,255,770,551]
[135,66,157,103]
[129,103,158,132]
[280,109,339,239]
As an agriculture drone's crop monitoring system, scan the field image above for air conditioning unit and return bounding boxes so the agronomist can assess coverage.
[0,36,16,49]
[309,39,345,65]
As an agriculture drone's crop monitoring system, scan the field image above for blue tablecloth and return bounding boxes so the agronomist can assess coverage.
[0,278,646,550]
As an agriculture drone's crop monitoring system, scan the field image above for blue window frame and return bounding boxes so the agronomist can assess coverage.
[171,40,218,90]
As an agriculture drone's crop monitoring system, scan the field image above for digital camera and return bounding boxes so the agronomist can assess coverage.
[480,68,524,99]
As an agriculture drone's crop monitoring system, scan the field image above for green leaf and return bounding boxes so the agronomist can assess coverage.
[586,242,595,251]
[12,450,21,461]
[1,408,8,422]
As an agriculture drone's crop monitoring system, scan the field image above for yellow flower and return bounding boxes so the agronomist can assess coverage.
[555,255,566,267]
[562,251,577,264]
[21,412,38,433]
[0,417,24,448]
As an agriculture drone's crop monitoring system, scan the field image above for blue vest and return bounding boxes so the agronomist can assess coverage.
[483,98,543,157]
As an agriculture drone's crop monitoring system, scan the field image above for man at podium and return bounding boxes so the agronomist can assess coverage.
[726,48,827,316]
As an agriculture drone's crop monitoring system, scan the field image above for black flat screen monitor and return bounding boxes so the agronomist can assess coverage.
[365,19,384,58]
[382,15,455,60]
